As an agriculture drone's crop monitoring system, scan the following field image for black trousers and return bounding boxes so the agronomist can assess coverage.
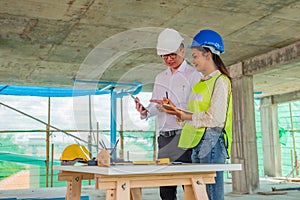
[158,134,192,200]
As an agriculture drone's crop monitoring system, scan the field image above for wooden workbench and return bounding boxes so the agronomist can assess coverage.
[54,163,242,200]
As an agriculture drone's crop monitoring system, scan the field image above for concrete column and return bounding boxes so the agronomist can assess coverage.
[230,62,259,194]
[260,97,282,177]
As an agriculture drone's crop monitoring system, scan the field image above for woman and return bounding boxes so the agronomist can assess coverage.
[163,29,232,200]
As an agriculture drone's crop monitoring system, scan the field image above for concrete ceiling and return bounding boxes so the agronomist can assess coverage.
[0,0,300,98]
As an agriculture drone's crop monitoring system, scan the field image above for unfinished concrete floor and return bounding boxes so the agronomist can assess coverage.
[0,178,300,199]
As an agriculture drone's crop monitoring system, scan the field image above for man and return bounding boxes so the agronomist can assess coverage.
[135,28,201,200]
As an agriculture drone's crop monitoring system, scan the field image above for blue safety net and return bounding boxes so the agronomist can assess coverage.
[0,85,110,97]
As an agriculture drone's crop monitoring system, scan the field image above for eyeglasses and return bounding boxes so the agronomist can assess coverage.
[161,53,177,60]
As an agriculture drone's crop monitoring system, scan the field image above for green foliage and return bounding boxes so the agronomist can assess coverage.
[0,161,26,180]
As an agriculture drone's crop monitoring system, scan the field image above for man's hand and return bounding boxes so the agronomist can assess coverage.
[150,97,177,114]
[149,98,163,112]
[133,96,147,116]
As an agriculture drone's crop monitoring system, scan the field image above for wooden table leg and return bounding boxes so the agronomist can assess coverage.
[191,177,208,200]
[66,175,82,200]
[184,185,196,200]
[106,189,116,200]
[184,177,209,200]
[58,172,94,200]
[130,188,142,200]
[116,180,130,200]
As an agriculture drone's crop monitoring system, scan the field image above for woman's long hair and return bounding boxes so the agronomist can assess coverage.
[195,46,232,82]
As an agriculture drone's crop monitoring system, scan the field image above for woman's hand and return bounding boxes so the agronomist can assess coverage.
[155,97,180,115]
[150,98,192,120]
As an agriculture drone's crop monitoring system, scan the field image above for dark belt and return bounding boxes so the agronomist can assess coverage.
[159,129,181,137]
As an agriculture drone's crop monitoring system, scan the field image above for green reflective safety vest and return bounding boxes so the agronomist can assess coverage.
[178,73,233,157]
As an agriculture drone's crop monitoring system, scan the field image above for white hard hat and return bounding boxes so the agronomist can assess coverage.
[156,28,184,55]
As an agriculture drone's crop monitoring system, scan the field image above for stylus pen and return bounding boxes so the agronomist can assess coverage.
[166,91,168,99]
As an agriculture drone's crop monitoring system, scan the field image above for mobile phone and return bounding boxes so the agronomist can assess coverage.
[130,95,146,111]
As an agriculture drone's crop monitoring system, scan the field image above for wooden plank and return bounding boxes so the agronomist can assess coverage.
[95,172,215,182]
[130,178,190,188]
[97,181,116,189]
[58,171,94,181]
[96,176,214,190]
[129,176,214,188]
[95,173,216,200]
[95,173,215,189]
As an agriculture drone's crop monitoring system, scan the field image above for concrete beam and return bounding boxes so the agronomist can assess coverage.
[243,41,300,75]
[272,90,300,104]
[0,56,78,87]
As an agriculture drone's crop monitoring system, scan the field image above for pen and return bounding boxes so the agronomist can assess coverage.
[166,91,168,99]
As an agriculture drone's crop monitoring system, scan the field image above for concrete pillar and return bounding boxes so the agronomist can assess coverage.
[230,62,259,194]
[260,97,282,177]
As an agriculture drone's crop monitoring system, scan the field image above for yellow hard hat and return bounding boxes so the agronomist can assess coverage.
[60,144,90,162]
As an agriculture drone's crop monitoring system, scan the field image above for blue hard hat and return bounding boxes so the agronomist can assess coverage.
[191,29,224,54]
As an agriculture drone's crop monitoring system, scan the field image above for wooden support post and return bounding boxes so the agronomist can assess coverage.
[116,180,130,200]
[106,189,116,200]
[66,175,82,200]
[58,172,94,200]
[191,177,208,200]
[184,185,195,200]
[130,188,142,200]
